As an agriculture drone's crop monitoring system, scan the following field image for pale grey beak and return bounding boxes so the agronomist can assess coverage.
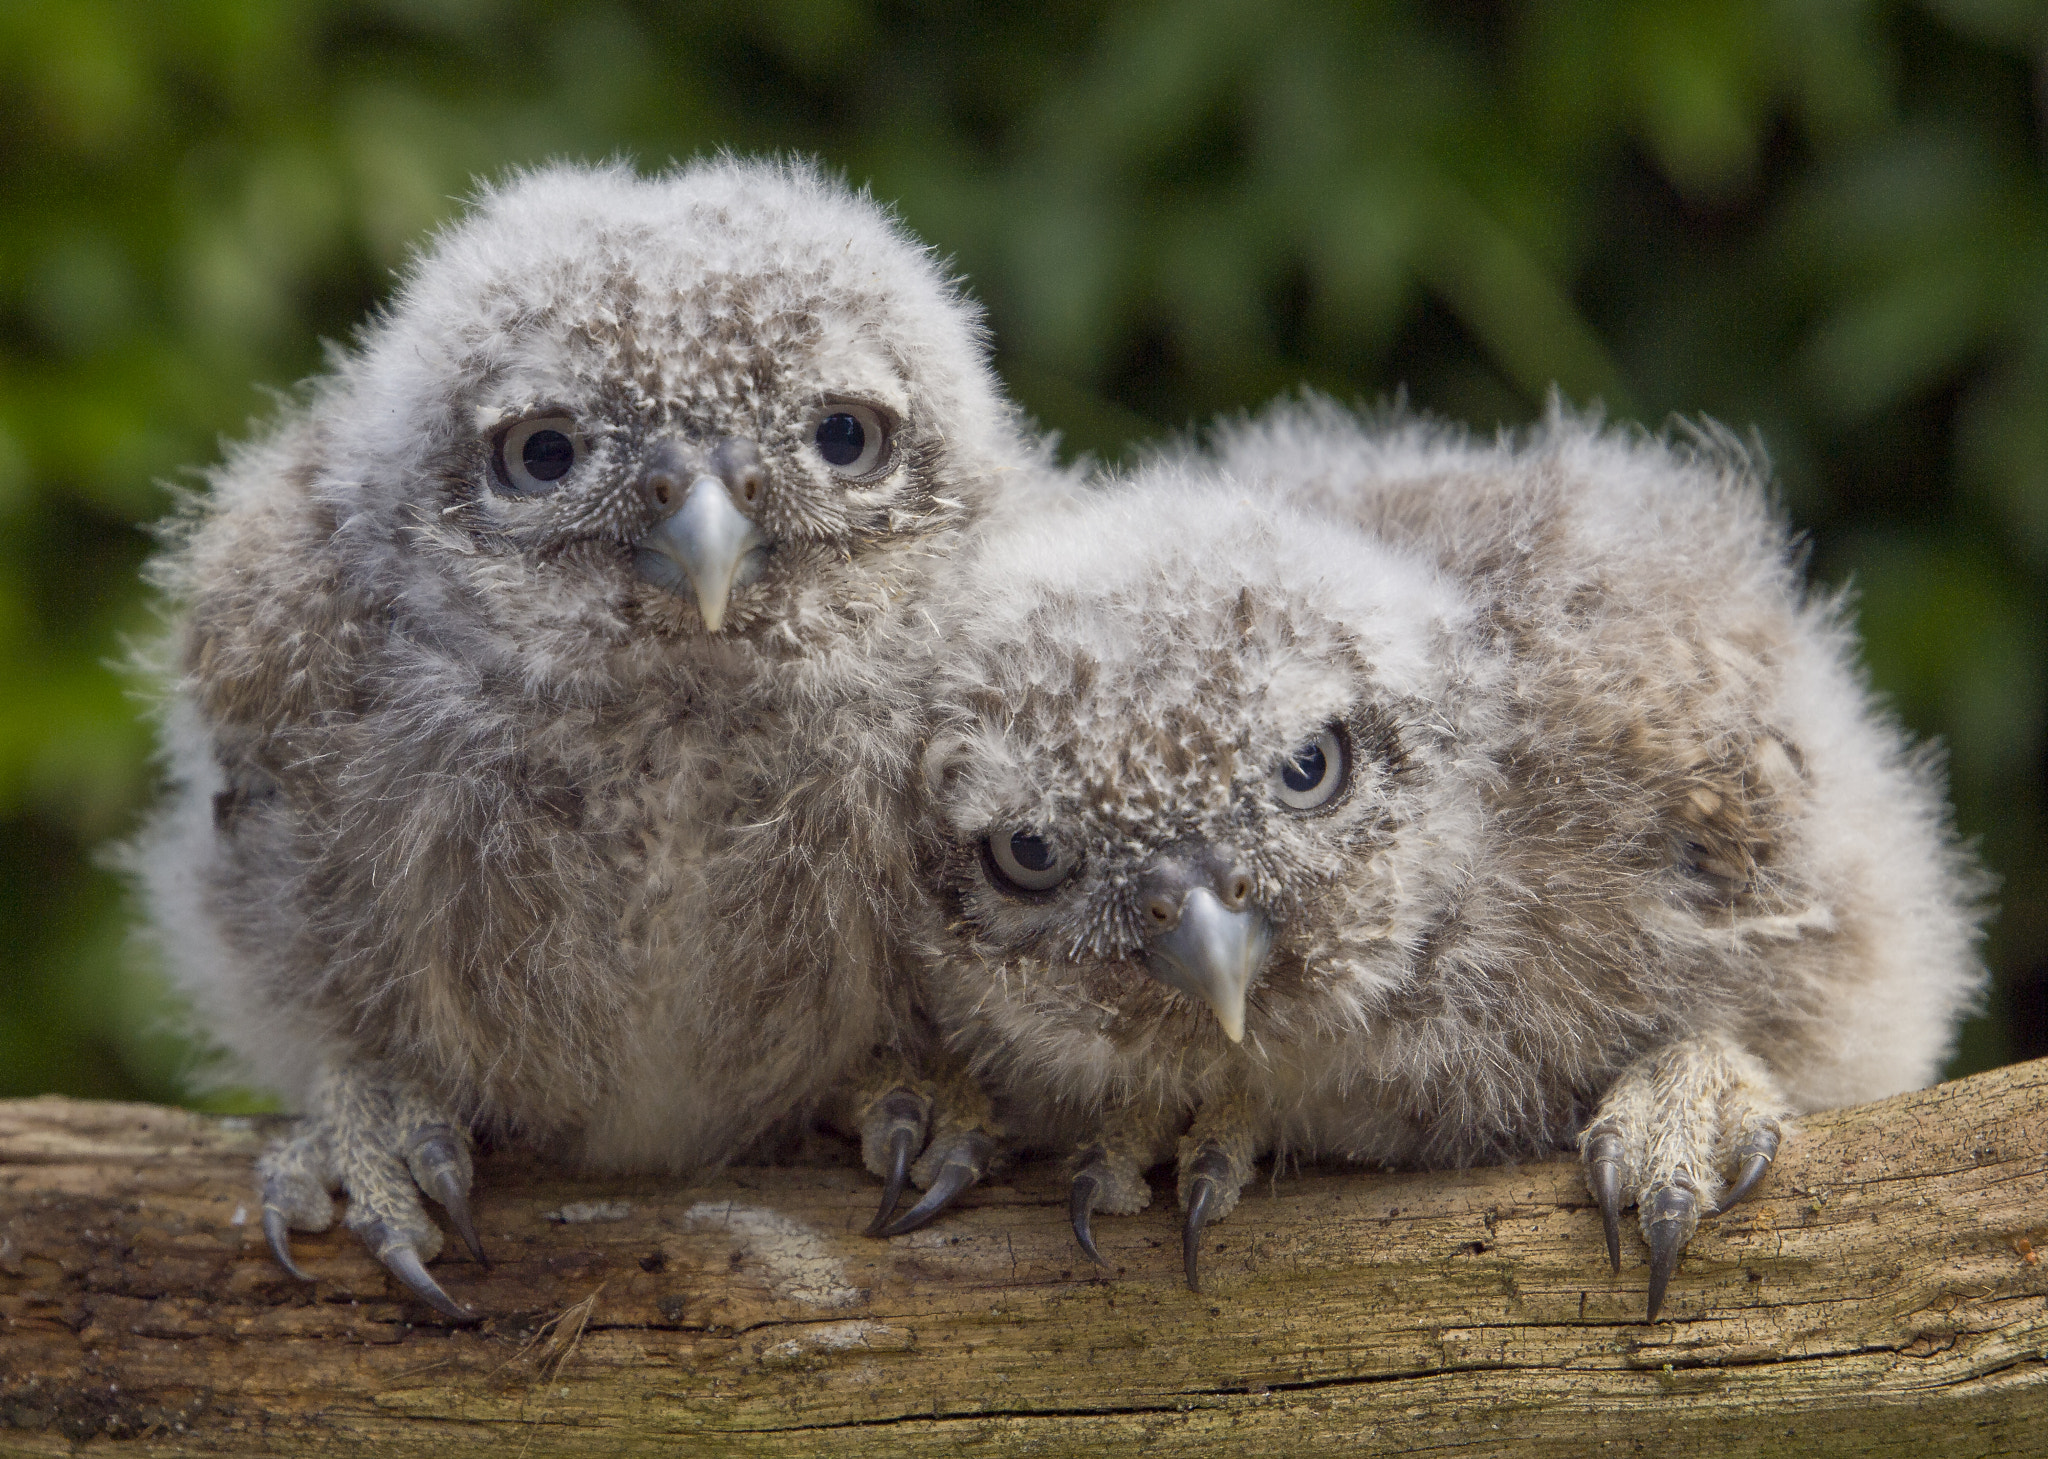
[634,477,767,632]
[1144,887,1273,1043]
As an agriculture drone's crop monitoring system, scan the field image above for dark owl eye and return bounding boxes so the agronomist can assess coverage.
[812,402,890,478]
[984,826,1078,895]
[1275,725,1348,811]
[493,416,584,495]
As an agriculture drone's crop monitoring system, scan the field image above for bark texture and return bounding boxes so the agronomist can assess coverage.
[3,1060,2046,1456]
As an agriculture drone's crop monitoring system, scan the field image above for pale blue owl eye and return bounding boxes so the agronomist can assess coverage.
[985,826,1078,894]
[1276,726,1348,811]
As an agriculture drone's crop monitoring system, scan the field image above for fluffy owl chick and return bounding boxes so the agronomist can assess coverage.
[133,158,1042,1318]
[899,410,1983,1313]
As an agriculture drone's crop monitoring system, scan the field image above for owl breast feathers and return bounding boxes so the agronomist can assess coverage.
[870,401,1984,1306]
[132,157,1058,1317]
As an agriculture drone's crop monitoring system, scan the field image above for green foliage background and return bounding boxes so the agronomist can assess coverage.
[1,0,2043,1104]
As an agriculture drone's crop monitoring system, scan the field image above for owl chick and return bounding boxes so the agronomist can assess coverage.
[888,405,1984,1315]
[132,158,1047,1318]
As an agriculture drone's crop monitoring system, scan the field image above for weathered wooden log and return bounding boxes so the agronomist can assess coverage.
[2,1059,2045,1456]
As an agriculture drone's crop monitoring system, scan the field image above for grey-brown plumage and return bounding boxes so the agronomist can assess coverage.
[131,157,1052,1317]
[879,401,1985,1310]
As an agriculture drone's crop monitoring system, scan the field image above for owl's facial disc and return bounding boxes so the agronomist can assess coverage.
[1136,846,1273,1043]
[632,438,771,632]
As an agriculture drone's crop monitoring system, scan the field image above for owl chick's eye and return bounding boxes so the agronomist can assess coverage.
[983,826,1079,895]
[1275,725,1349,811]
[812,402,891,479]
[493,417,584,495]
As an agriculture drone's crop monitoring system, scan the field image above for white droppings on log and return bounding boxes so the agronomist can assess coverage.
[681,1199,864,1306]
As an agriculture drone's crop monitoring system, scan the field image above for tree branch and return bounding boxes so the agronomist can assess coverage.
[4,1061,2047,1456]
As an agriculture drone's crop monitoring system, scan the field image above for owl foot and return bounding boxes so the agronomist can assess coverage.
[857,1052,1003,1237]
[258,1066,482,1322]
[1175,1096,1260,1293]
[1581,1035,1786,1320]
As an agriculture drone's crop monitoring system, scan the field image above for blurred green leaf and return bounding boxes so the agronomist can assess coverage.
[1837,531,2046,791]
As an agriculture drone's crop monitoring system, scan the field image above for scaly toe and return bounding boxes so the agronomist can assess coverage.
[1642,1179,1701,1321]
[359,1215,477,1322]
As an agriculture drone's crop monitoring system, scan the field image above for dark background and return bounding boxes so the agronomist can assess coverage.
[1,0,2042,1106]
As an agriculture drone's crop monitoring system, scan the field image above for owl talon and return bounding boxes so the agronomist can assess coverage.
[865,1123,919,1236]
[360,1218,477,1322]
[1717,1154,1771,1213]
[1642,1181,1700,1322]
[880,1130,993,1236]
[262,1204,312,1283]
[410,1130,486,1265]
[1180,1148,1235,1294]
[858,1085,932,1236]
[1714,1123,1781,1213]
[1583,1037,1790,1312]
[1583,1122,1626,1274]
[1069,1168,1108,1266]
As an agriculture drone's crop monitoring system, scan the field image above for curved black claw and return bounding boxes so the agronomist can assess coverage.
[262,1204,313,1283]
[1069,1168,1107,1267]
[1715,1125,1781,1213]
[1180,1148,1235,1294]
[382,1242,478,1323]
[880,1131,994,1238]
[1642,1183,1700,1322]
[865,1125,918,1237]
[864,1089,929,1237]
[360,1217,476,1322]
[1584,1123,1626,1275]
[412,1132,487,1266]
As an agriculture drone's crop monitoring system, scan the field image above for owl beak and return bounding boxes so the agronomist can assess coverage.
[634,476,768,632]
[1144,887,1273,1044]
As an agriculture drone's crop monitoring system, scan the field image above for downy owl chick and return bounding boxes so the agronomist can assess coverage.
[133,158,1048,1318]
[879,406,1984,1314]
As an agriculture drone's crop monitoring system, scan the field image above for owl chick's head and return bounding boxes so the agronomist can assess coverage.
[917,472,1492,1080]
[310,157,1019,679]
